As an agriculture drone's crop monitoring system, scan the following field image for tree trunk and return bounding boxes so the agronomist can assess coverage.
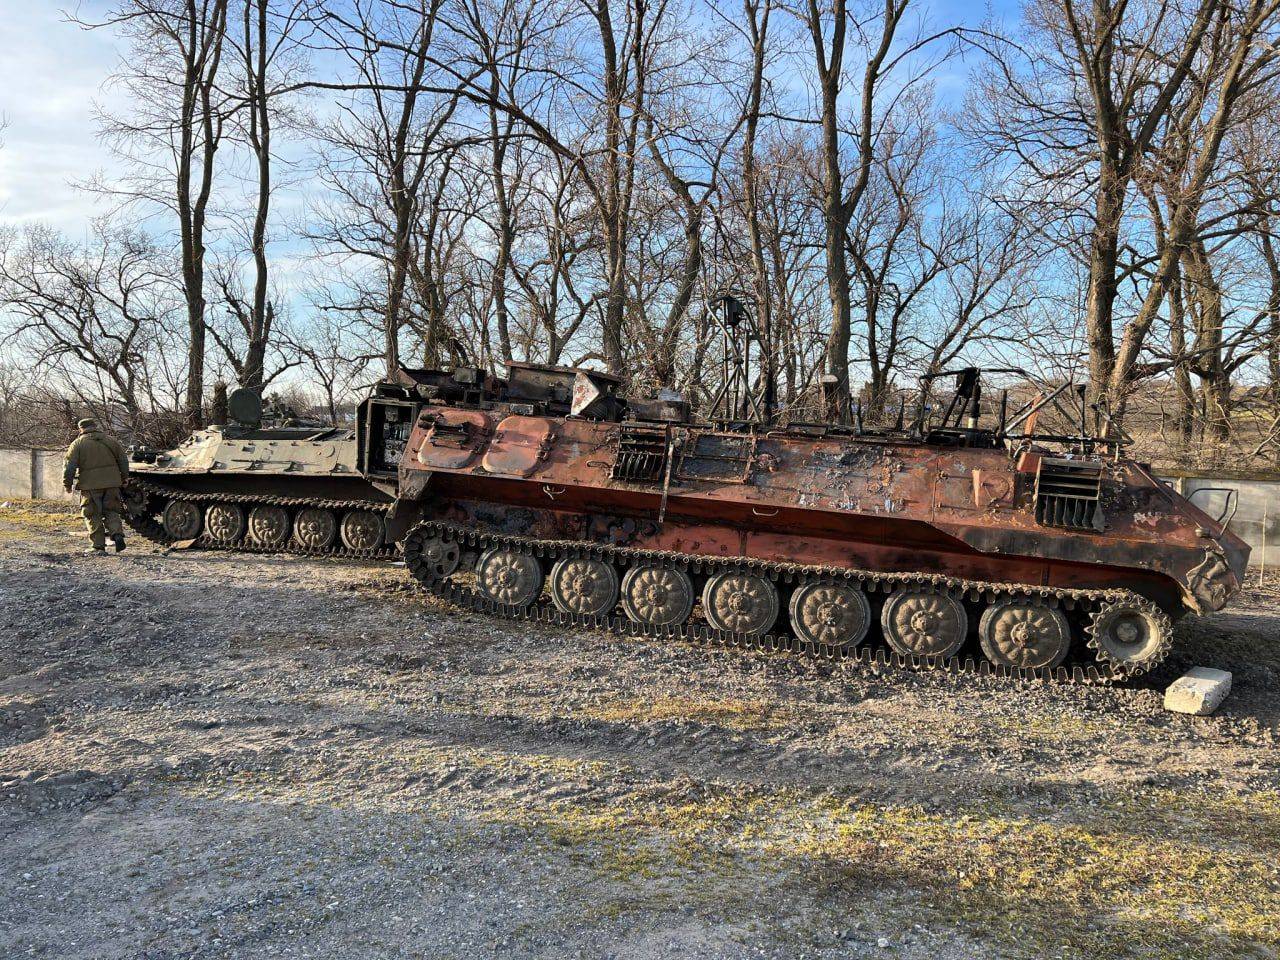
[1168,275,1195,445]
[594,0,629,377]
[1183,239,1230,441]
[178,0,228,427]
[1085,177,1122,404]
[242,0,272,393]
[743,0,774,417]
[487,87,515,364]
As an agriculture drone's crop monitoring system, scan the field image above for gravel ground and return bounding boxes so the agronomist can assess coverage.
[2,500,1279,960]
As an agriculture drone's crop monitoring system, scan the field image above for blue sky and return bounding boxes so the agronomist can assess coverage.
[0,0,1025,240]
[0,2,131,236]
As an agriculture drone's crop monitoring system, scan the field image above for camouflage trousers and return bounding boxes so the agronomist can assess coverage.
[80,488,124,550]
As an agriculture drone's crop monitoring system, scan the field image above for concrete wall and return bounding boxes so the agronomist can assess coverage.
[0,448,34,499]
[38,451,78,502]
[0,448,77,502]
[1164,475,1279,568]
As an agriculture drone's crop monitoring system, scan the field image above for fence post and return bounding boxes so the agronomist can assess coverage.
[29,449,38,499]
[1263,500,1269,587]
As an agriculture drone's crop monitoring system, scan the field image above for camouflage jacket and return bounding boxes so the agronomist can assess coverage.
[63,431,129,491]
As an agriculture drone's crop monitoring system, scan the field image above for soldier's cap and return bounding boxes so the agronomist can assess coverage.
[77,418,98,431]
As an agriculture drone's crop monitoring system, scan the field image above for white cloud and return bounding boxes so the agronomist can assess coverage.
[0,1,130,235]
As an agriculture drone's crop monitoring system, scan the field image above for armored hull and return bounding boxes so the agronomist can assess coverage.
[123,361,1249,682]
[368,363,1248,680]
[125,423,393,554]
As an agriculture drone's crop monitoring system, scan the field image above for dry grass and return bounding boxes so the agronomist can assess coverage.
[582,694,801,730]
[0,498,81,539]
[493,784,1280,959]
[188,733,1280,960]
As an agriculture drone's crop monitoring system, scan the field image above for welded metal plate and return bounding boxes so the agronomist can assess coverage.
[482,416,554,477]
[675,432,756,483]
[416,410,490,470]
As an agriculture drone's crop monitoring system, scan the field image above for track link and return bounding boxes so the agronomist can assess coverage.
[123,478,1174,684]
[403,520,1176,685]
[123,478,397,560]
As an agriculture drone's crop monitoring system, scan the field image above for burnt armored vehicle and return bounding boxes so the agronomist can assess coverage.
[359,360,1249,680]
[125,387,393,554]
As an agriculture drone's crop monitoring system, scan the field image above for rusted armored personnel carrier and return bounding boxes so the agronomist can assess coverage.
[124,388,392,554]
[358,360,1248,681]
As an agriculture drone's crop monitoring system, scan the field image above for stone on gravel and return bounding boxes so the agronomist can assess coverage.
[1164,667,1233,716]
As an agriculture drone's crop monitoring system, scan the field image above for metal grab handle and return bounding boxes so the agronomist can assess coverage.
[1188,487,1238,529]
[542,485,567,500]
[752,507,779,517]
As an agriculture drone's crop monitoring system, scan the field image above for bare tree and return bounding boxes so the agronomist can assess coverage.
[972,0,1280,415]
[280,310,380,424]
[309,0,460,376]
[208,0,312,392]
[0,222,187,439]
[82,0,234,426]
[795,0,956,419]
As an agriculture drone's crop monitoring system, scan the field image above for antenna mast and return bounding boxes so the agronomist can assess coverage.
[705,294,776,424]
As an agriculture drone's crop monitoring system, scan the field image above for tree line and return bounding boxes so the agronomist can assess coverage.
[2,0,1280,464]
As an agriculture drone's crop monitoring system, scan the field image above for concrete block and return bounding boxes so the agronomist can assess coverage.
[0,448,34,498]
[36,451,77,502]
[1164,667,1232,716]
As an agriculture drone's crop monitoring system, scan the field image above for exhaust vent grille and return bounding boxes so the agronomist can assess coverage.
[1034,458,1104,531]
[612,423,669,483]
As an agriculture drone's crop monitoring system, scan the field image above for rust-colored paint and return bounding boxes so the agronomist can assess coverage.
[482,416,555,477]
[397,405,1249,618]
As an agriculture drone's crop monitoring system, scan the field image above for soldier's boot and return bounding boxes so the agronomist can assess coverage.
[113,534,126,553]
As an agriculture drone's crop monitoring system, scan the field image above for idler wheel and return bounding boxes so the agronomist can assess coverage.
[247,505,290,549]
[549,557,619,617]
[620,564,694,627]
[475,547,543,607]
[978,599,1071,669]
[410,533,461,581]
[789,580,871,649]
[204,503,246,544]
[340,510,385,551]
[702,570,779,638]
[161,500,202,540]
[880,589,967,658]
[292,508,337,551]
[1088,600,1172,674]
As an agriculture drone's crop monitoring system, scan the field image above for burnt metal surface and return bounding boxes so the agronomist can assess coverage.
[126,360,1252,681]
[387,396,1247,620]
[401,519,1173,683]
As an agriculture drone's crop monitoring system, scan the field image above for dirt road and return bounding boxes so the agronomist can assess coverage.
[2,500,1278,959]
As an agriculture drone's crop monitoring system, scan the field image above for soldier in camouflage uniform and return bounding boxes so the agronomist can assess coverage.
[63,418,129,554]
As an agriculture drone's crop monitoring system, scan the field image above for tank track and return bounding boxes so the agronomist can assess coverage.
[121,478,1174,684]
[123,478,397,560]
[403,520,1176,685]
